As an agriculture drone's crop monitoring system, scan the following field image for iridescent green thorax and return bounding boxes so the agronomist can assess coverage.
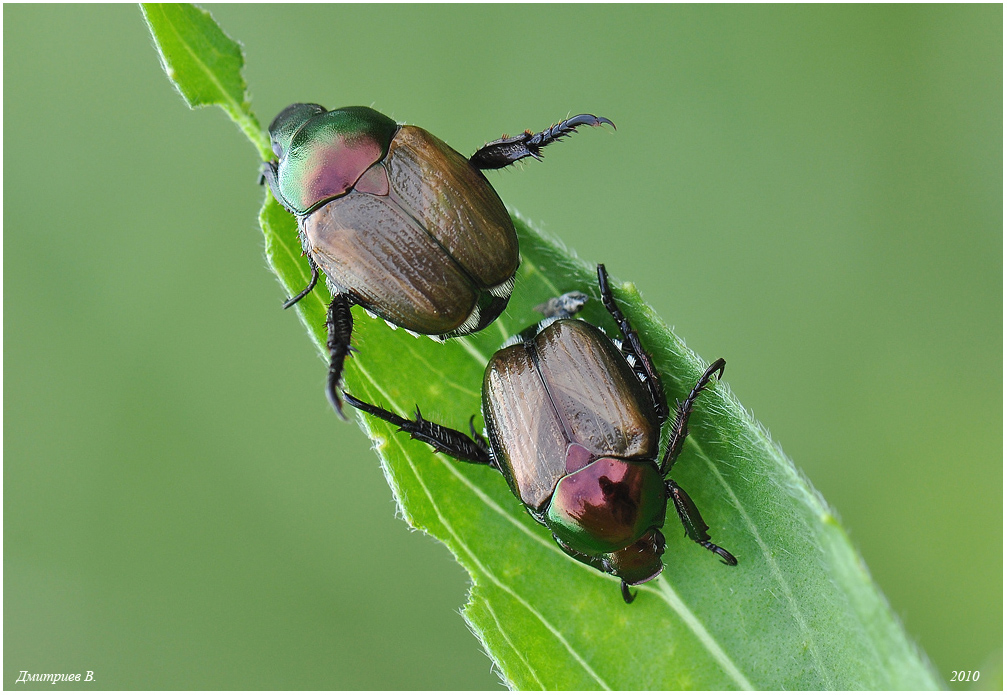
[545,453,667,556]
[271,105,398,214]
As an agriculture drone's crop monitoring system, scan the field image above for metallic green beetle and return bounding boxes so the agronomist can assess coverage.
[344,265,736,603]
[261,104,613,417]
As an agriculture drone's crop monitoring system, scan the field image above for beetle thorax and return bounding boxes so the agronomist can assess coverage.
[545,446,666,557]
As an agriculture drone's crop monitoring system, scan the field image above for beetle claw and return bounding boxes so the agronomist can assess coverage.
[326,380,347,421]
[705,542,738,566]
[714,360,726,380]
[470,113,615,170]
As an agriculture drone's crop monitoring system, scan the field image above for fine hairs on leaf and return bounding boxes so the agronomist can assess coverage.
[142,4,941,689]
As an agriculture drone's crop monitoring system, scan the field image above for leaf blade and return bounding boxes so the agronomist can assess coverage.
[146,5,943,689]
[347,216,941,689]
[266,206,939,689]
[141,3,270,159]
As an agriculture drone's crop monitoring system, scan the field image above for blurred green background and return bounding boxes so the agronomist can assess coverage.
[4,4,1000,690]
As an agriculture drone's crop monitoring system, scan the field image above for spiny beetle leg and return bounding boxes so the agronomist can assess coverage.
[260,160,295,215]
[342,393,492,466]
[660,358,726,475]
[325,294,355,420]
[666,479,737,565]
[621,580,637,604]
[282,257,319,309]
[597,264,668,423]
[469,114,615,170]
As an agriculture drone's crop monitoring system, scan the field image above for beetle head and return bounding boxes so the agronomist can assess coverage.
[268,103,327,159]
[604,528,667,585]
[267,105,399,215]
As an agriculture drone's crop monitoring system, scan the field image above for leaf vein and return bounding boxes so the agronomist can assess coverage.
[481,599,547,690]
[654,577,755,690]
[685,434,834,688]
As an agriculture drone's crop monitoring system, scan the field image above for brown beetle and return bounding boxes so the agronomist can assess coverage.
[261,105,613,417]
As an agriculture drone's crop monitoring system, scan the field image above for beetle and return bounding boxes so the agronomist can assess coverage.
[260,104,614,418]
[343,265,736,603]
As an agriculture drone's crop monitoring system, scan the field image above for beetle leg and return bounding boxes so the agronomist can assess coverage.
[259,160,296,214]
[597,264,669,423]
[282,257,320,309]
[666,479,737,566]
[342,393,493,466]
[659,358,726,475]
[469,114,615,170]
[325,294,355,420]
[468,416,491,452]
[621,580,637,604]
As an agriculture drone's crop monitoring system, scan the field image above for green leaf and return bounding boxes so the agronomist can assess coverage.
[141,3,270,159]
[147,5,942,689]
